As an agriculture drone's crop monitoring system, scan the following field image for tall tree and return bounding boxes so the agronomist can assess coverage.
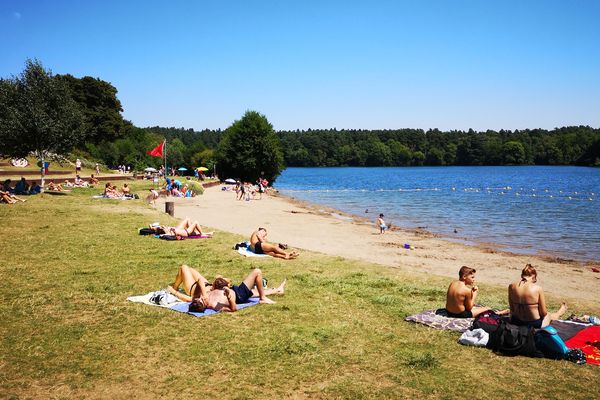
[216,111,284,182]
[0,59,84,188]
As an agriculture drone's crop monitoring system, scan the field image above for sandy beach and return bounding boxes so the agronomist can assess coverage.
[158,185,600,302]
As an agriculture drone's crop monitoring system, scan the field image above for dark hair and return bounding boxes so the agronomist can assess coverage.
[188,298,206,313]
[379,213,384,217]
[459,266,476,279]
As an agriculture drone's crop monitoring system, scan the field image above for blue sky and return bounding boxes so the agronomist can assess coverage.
[1,1,599,131]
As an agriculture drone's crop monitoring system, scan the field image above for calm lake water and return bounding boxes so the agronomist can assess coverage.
[275,166,600,263]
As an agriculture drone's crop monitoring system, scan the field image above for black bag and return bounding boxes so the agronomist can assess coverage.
[487,321,542,357]
[472,311,503,334]
[139,228,155,235]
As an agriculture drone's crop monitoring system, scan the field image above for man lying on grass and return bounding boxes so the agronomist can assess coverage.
[445,266,508,318]
[250,227,299,259]
[167,265,285,312]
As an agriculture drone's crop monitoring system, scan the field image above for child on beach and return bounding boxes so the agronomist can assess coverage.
[377,213,387,234]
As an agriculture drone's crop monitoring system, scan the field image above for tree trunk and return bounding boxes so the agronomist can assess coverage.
[40,155,46,193]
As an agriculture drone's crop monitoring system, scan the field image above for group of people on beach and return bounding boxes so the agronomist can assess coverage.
[445,264,567,328]
[234,178,269,201]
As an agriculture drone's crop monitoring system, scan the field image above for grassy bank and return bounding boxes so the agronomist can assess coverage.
[1,182,599,399]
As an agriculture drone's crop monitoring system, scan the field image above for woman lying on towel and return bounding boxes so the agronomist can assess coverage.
[149,218,214,238]
[508,264,567,329]
[166,264,286,312]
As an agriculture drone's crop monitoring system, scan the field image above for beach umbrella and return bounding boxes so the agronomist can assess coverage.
[197,167,209,171]
[177,167,188,171]
[224,178,237,184]
[144,167,157,172]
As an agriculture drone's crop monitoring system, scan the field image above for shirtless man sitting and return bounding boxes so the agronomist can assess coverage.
[445,266,494,318]
[250,227,298,259]
[167,265,285,312]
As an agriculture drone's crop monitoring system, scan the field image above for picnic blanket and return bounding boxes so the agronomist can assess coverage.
[404,309,474,333]
[127,291,259,317]
[549,320,591,342]
[565,326,600,365]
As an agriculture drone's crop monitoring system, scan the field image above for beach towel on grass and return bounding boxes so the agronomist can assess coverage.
[157,234,211,241]
[92,195,134,200]
[565,326,600,365]
[236,246,269,257]
[127,292,259,317]
[550,320,591,342]
[405,309,474,333]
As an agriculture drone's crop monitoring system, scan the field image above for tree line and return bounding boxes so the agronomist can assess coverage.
[2,59,599,186]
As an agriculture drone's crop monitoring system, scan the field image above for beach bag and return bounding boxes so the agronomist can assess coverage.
[139,228,155,235]
[534,326,570,359]
[472,311,503,334]
[487,321,541,357]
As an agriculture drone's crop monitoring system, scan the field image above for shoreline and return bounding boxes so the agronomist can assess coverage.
[159,185,600,302]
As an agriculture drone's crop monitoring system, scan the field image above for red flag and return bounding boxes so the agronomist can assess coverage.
[147,141,164,157]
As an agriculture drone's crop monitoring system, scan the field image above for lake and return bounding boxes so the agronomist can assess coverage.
[275,166,600,263]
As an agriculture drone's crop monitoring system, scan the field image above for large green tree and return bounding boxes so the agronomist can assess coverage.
[216,111,284,182]
[57,74,126,144]
[0,59,84,188]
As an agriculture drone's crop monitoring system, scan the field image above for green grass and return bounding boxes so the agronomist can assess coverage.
[1,182,599,399]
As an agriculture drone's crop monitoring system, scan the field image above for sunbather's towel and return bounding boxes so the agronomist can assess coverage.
[127,292,259,317]
[565,326,600,365]
[458,328,489,347]
[92,195,134,200]
[237,246,269,257]
[550,320,592,342]
[405,309,474,333]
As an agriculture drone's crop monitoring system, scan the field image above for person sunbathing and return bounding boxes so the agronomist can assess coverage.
[90,174,99,185]
[0,190,24,204]
[160,218,214,238]
[508,264,567,328]
[47,181,64,191]
[121,183,130,194]
[166,265,285,312]
[250,227,299,259]
[445,266,496,318]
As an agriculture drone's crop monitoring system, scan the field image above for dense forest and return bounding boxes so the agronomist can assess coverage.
[2,61,599,171]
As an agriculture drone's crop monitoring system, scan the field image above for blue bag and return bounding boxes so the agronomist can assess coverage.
[534,326,570,359]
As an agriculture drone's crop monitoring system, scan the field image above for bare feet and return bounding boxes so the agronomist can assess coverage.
[274,279,287,294]
[286,252,299,260]
[259,297,276,304]
[557,302,568,317]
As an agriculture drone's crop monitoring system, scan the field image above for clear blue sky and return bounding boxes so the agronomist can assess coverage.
[2,0,599,131]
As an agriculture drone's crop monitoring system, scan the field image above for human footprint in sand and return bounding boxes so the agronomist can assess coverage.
[508,264,567,328]
[167,265,285,312]
[250,227,299,259]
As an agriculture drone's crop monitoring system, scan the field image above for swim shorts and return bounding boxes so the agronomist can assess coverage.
[232,282,253,304]
[510,316,543,329]
[254,241,264,254]
[445,309,474,318]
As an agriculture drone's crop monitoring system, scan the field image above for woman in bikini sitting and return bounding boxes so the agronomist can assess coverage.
[508,264,567,329]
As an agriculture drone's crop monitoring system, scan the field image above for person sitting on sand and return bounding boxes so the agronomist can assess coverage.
[250,227,299,259]
[445,266,495,318]
[508,264,567,328]
[47,181,64,191]
[377,213,387,234]
[167,265,285,312]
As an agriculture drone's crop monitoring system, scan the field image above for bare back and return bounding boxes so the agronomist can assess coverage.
[445,280,470,314]
[508,280,545,321]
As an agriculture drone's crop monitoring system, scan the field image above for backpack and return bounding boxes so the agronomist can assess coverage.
[487,320,542,357]
[534,326,570,359]
[472,311,503,334]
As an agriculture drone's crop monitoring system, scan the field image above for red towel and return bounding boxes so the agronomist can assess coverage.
[565,326,600,365]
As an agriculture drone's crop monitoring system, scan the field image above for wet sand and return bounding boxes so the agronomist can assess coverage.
[157,186,600,302]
